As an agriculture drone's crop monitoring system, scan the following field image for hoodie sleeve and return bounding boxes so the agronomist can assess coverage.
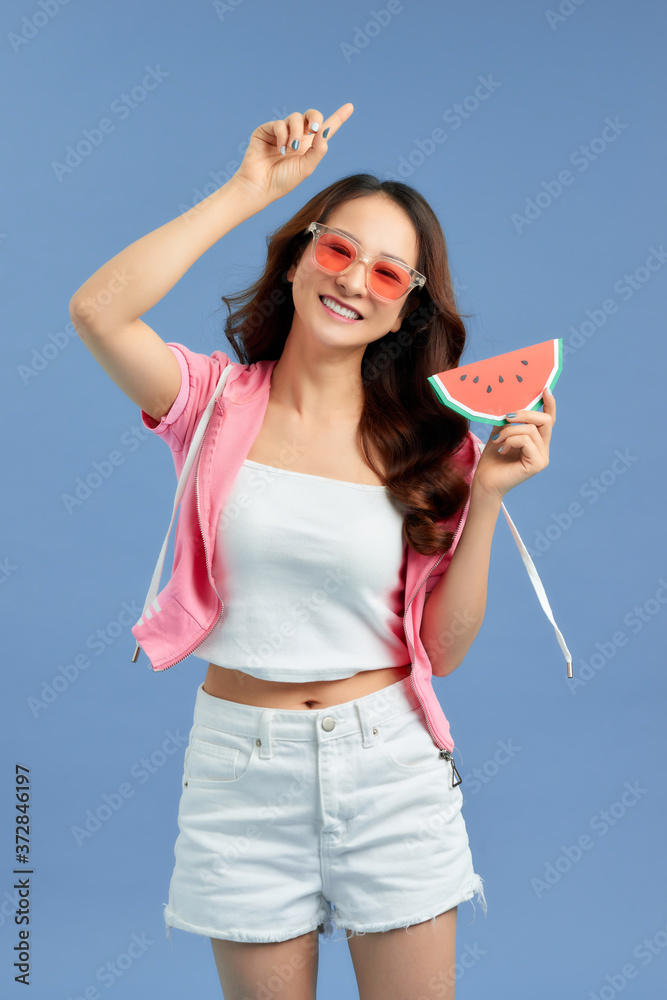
[139,341,233,454]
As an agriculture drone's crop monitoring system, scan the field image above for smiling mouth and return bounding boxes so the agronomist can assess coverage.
[319,295,363,320]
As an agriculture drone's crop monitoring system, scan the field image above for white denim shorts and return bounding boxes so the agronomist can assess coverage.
[162,675,487,944]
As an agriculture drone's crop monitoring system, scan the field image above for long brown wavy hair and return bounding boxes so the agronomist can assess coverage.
[218,172,477,557]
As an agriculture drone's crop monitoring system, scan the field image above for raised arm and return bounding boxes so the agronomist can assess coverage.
[68,104,353,422]
[69,176,270,422]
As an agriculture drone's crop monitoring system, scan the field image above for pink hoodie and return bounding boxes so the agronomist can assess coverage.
[130,341,570,782]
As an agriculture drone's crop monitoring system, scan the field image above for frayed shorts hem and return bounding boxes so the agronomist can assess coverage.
[162,901,332,945]
[163,875,487,945]
[330,874,488,939]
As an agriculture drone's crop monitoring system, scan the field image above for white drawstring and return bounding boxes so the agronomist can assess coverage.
[500,500,573,677]
[131,363,235,663]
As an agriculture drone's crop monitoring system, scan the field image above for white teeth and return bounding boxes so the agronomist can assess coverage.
[321,296,361,320]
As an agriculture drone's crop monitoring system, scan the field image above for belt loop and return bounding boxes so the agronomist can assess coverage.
[258,709,274,759]
[354,701,376,749]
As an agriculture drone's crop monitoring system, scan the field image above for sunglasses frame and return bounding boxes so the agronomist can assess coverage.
[305,221,427,301]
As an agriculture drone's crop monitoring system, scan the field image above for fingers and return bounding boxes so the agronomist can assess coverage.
[502,395,555,440]
[271,118,289,154]
[303,108,323,134]
[495,427,544,456]
[493,417,551,465]
[543,385,557,421]
[319,102,355,140]
[274,103,354,154]
[496,432,548,472]
[272,110,319,156]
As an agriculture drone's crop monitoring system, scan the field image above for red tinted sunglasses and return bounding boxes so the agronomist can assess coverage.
[305,222,426,301]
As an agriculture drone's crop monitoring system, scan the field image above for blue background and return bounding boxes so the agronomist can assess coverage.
[2,0,665,996]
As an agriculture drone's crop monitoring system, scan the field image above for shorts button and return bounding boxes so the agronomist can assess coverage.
[321,716,336,731]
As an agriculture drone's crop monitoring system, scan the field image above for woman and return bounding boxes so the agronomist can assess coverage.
[70,103,556,1000]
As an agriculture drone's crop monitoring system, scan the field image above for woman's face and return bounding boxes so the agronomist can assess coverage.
[286,193,421,351]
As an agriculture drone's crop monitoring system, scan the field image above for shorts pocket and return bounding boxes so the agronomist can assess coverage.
[376,708,447,776]
[183,723,258,788]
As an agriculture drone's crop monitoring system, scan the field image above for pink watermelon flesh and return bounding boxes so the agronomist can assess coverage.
[428,338,562,424]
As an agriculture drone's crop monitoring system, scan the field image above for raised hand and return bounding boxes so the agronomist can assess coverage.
[231,104,355,204]
[472,388,557,501]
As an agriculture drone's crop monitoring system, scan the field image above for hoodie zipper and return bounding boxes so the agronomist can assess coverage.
[132,406,225,671]
[403,493,469,787]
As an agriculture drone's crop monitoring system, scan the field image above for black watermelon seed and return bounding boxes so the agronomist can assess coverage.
[521,360,528,365]
[499,375,504,382]
[473,375,479,383]
[516,374,523,382]
[486,385,492,392]
[460,373,467,380]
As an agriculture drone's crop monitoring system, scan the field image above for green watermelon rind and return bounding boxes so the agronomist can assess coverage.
[428,338,563,425]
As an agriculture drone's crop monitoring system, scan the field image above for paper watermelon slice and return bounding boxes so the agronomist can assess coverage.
[428,338,563,425]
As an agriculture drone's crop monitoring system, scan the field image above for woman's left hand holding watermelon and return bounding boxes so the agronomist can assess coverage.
[472,388,556,501]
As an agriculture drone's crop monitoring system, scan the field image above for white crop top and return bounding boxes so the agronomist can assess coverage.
[193,459,411,681]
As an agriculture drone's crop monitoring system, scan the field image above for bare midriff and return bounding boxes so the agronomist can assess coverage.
[203,662,412,710]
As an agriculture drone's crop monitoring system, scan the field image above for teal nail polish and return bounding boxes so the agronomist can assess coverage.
[506,412,516,419]
[491,433,499,441]
[322,127,330,138]
[291,139,299,150]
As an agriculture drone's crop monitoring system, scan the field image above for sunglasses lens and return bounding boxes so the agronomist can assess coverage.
[314,233,356,272]
[314,232,413,299]
[370,262,411,299]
